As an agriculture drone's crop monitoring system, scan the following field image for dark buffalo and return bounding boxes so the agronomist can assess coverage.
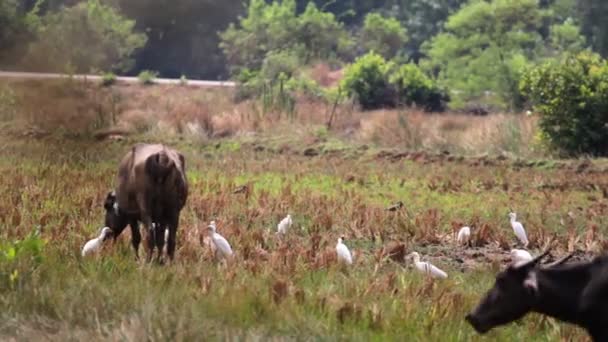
[466,250,608,341]
[104,143,188,261]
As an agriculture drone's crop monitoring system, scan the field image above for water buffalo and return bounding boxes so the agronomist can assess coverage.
[104,143,188,261]
[466,250,608,341]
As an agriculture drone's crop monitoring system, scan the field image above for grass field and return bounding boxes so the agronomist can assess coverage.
[0,80,604,341]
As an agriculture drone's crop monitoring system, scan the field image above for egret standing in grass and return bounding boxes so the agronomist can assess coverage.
[408,252,448,279]
[336,236,353,265]
[510,249,533,266]
[82,227,112,257]
[277,214,292,235]
[508,212,529,247]
[208,221,233,260]
[457,226,471,246]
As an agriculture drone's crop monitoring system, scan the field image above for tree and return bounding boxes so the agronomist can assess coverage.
[0,0,21,52]
[116,0,243,79]
[548,18,586,55]
[297,2,353,63]
[25,0,146,73]
[423,0,545,109]
[219,0,350,74]
[521,52,608,156]
[360,13,408,59]
[578,0,608,58]
[383,0,468,61]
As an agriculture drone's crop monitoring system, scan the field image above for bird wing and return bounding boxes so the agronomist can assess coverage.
[457,229,469,242]
[214,234,233,256]
[337,244,353,264]
[82,238,98,256]
[277,220,287,234]
[429,263,448,278]
[512,222,528,243]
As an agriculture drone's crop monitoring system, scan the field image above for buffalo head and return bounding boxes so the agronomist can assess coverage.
[103,191,130,238]
[465,250,551,333]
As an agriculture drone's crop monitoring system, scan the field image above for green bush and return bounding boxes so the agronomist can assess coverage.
[138,70,158,85]
[520,52,608,156]
[341,52,395,110]
[389,63,449,112]
[101,72,116,86]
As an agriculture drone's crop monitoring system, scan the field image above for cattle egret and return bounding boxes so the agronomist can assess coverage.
[457,226,471,245]
[508,212,529,247]
[208,221,233,260]
[510,249,533,266]
[82,227,112,257]
[408,252,448,279]
[336,236,353,265]
[277,214,292,235]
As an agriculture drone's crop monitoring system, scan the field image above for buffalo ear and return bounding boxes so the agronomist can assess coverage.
[104,191,116,211]
[523,271,539,294]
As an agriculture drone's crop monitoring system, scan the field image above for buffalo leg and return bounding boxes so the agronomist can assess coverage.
[129,219,141,259]
[154,222,166,263]
[137,193,155,262]
[167,214,179,261]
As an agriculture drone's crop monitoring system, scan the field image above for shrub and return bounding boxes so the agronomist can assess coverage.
[101,72,116,86]
[341,52,395,110]
[389,63,449,112]
[520,52,608,156]
[138,70,158,85]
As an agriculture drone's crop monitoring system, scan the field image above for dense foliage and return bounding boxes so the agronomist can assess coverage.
[521,52,608,156]
[341,52,446,111]
[3,0,608,153]
[359,13,408,59]
[25,0,146,73]
[341,52,395,110]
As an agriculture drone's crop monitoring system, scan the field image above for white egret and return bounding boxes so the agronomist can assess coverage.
[510,249,533,266]
[277,214,292,235]
[457,226,471,245]
[408,252,448,279]
[508,212,529,247]
[208,221,233,260]
[336,236,353,265]
[82,227,112,257]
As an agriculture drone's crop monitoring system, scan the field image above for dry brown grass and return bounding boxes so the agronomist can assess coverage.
[2,79,542,158]
[307,63,343,88]
[359,110,540,156]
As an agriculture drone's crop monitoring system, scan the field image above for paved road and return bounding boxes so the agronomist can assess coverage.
[0,71,236,87]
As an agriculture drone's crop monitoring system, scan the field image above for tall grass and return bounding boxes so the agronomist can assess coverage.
[0,79,545,158]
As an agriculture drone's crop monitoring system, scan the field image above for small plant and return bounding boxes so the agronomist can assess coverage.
[101,72,117,86]
[179,75,188,86]
[138,70,158,85]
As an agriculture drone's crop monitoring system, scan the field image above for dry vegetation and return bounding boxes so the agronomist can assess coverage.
[1,79,543,157]
[0,79,605,340]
